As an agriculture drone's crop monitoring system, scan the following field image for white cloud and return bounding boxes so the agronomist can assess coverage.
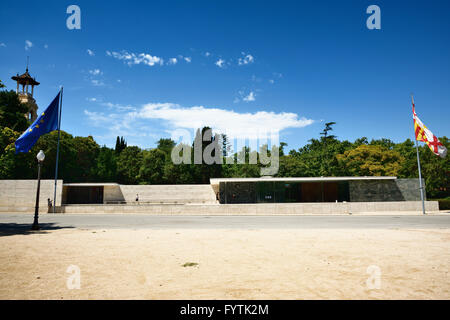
[101,102,135,111]
[91,79,105,86]
[87,97,97,102]
[0,43,6,47]
[167,58,178,65]
[87,49,95,56]
[269,79,275,84]
[243,91,256,102]
[25,40,33,50]
[88,69,102,76]
[85,102,314,141]
[215,59,226,68]
[204,52,211,57]
[107,50,163,67]
[83,110,146,141]
[177,55,192,63]
[44,44,48,49]
[136,103,313,139]
[238,53,254,65]
[84,110,115,125]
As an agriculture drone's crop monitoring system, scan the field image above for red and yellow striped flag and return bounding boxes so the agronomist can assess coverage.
[412,98,447,158]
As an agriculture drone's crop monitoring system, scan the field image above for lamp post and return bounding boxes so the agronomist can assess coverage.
[32,150,45,230]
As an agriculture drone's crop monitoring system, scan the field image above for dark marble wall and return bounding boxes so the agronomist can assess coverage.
[349,179,425,202]
[219,178,425,203]
[219,182,256,204]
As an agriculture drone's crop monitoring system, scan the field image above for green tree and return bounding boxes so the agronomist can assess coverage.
[222,146,260,178]
[279,142,288,156]
[163,144,196,184]
[139,149,166,184]
[115,136,127,154]
[337,144,404,176]
[0,126,20,156]
[93,146,117,182]
[117,146,143,184]
[417,137,450,198]
[191,127,222,183]
[0,90,29,131]
[156,138,176,156]
[71,136,100,182]
[394,139,417,178]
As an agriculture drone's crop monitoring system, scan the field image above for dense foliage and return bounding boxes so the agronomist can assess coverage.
[0,89,448,198]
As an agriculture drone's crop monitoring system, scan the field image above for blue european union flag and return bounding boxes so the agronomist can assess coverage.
[15,92,61,154]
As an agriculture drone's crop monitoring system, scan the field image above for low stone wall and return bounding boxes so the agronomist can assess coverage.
[58,201,439,215]
[0,180,63,213]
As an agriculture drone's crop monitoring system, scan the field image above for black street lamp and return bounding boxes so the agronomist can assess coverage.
[32,150,45,231]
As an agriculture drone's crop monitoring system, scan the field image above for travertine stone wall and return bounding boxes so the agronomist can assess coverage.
[349,179,424,202]
[0,180,63,212]
[104,184,217,204]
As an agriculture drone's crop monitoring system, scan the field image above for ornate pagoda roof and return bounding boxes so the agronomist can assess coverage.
[11,68,40,86]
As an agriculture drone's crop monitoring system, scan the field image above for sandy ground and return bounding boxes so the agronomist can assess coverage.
[0,227,449,299]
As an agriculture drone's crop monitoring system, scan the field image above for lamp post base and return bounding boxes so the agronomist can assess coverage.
[31,223,40,231]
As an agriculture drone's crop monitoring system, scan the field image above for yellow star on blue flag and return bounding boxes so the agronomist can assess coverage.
[15,92,61,153]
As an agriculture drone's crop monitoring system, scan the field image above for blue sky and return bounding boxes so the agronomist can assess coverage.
[1,0,449,151]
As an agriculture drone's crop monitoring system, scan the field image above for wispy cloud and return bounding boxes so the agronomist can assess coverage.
[243,91,256,102]
[91,79,105,86]
[0,43,6,47]
[235,89,257,103]
[273,72,283,79]
[177,55,192,63]
[167,58,178,65]
[215,58,226,68]
[268,73,282,84]
[87,49,95,56]
[88,69,102,76]
[107,50,163,67]
[101,102,136,111]
[25,40,33,50]
[238,53,254,65]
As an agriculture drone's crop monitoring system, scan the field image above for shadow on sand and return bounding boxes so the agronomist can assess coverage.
[0,223,74,237]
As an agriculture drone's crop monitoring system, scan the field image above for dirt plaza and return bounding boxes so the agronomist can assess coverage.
[0,225,449,299]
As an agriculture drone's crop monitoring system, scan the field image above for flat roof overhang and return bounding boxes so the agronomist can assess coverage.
[210,176,397,186]
[63,183,120,187]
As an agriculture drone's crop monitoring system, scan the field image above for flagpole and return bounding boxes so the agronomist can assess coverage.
[52,86,63,213]
[412,95,426,215]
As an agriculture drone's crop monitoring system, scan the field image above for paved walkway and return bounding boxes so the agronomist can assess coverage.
[0,214,449,230]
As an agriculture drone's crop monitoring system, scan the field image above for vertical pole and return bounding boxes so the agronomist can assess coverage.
[412,95,426,215]
[53,87,63,213]
[32,162,42,230]
[415,139,426,215]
